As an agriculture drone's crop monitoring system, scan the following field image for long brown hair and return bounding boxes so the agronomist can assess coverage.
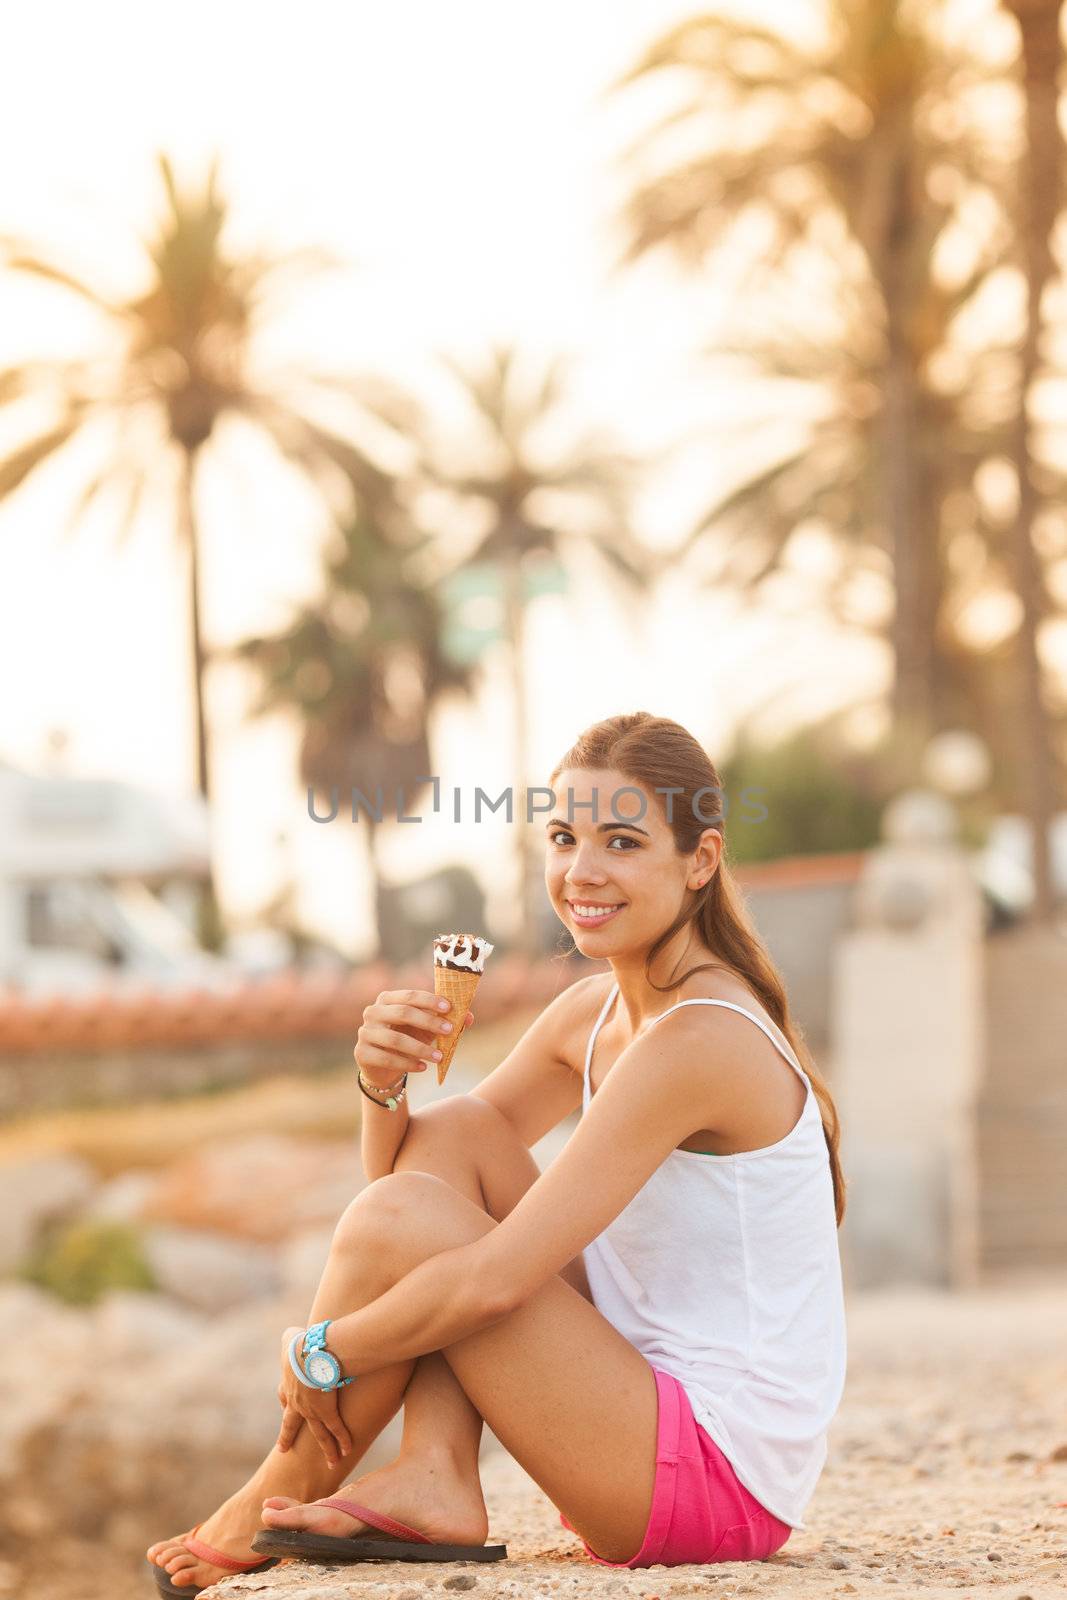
[549,711,847,1226]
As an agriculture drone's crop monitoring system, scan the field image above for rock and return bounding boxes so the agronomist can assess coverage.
[0,1283,94,1485]
[444,1579,479,1591]
[141,1134,364,1242]
[12,1293,405,1556]
[84,1168,163,1223]
[829,1557,850,1568]
[278,1225,336,1307]
[0,1153,98,1271]
[141,1224,281,1309]
[92,1287,205,1359]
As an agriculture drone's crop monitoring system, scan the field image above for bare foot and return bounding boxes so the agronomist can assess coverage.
[261,1452,489,1547]
[146,1480,281,1590]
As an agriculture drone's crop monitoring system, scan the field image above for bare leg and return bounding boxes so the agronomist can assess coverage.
[149,1095,579,1587]
[258,1170,660,1565]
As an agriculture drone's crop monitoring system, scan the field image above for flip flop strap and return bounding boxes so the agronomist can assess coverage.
[183,1525,275,1572]
[316,1496,432,1544]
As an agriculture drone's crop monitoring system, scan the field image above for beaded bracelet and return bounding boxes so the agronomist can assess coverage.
[357,1068,408,1111]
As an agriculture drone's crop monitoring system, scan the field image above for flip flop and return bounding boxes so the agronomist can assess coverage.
[145,1525,281,1597]
[250,1495,508,1564]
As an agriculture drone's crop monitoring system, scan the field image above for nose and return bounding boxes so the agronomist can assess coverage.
[563,843,608,889]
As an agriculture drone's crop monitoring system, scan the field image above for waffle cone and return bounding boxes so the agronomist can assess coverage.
[432,967,482,1084]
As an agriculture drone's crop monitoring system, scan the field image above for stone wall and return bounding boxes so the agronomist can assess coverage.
[977,925,1067,1272]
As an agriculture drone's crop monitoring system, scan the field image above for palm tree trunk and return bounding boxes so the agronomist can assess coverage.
[882,330,937,771]
[366,817,388,961]
[501,545,539,958]
[1003,0,1061,924]
[866,110,938,778]
[177,445,223,948]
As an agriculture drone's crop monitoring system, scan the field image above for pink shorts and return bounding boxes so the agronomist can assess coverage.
[558,1366,793,1568]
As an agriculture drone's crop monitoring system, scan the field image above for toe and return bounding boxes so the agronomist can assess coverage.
[260,1502,305,1525]
[261,1495,299,1510]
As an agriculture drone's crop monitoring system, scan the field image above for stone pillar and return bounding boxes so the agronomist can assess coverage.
[831,790,985,1289]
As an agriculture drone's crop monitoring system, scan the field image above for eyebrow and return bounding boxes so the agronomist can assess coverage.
[545,818,650,837]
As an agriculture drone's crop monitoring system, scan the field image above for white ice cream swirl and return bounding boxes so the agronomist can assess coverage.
[433,933,494,973]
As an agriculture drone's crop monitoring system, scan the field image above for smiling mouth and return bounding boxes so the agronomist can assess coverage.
[567,901,626,924]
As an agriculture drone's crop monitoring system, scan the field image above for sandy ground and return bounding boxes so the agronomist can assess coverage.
[6,1271,1065,1600]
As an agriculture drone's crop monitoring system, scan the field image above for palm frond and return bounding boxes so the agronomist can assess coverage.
[242,395,399,512]
[0,416,83,500]
[0,242,119,315]
[681,448,815,553]
[609,13,810,96]
[61,465,118,544]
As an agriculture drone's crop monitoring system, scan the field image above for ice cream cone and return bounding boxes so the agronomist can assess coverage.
[432,967,481,1083]
[432,933,494,1085]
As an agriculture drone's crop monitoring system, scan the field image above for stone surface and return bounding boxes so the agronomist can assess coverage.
[83,1166,163,1223]
[140,1134,364,1242]
[4,1274,1057,1600]
[279,1225,337,1309]
[0,1152,98,1271]
[141,1223,281,1309]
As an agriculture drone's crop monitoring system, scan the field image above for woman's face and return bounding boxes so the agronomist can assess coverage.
[544,767,721,954]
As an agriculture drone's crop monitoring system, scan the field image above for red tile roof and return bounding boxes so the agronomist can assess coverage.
[0,954,579,1056]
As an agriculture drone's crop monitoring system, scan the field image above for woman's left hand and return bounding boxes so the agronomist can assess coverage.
[277,1325,354,1467]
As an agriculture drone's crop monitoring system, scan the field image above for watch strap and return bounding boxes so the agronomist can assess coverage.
[288,1330,319,1389]
[292,1321,357,1391]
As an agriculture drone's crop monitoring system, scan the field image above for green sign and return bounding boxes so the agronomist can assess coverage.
[440,558,568,664]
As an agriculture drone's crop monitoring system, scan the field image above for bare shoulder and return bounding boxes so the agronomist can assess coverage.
[647,969,805,1099]
[633,953,799,1081]
[667,962,782,1027]
[553,971,616,1076]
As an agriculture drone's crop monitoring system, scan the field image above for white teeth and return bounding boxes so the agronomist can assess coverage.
[572,904,620,918]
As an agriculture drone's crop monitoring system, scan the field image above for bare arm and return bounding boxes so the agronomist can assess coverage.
[360,1079,412,1182]
[328,1006,736,1370]
[355,988,472,1181]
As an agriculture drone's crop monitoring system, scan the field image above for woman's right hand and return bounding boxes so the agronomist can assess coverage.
[354,989,475,1088]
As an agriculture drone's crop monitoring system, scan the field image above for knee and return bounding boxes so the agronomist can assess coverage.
[411,1092,515,1149]
[333,1170,452,1253]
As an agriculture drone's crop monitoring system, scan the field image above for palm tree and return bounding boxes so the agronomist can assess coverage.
[233,505,476,955]
[418,345,650,955]
[998,0,1063,922]
[0,153,416,946]
[608,2,1030,767]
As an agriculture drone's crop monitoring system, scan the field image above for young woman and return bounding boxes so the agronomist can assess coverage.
[147,711,847,1591]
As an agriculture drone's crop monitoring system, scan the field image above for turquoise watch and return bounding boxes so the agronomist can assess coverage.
[288,1319,356,1392]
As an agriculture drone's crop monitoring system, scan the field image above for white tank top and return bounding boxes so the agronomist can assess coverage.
[579,980,847,1530]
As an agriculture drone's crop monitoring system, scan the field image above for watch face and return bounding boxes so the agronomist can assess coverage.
[306,1352,338,1386]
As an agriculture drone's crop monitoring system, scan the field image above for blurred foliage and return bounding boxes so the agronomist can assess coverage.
[232,504,478,955]
[418,344,653,953]
[0,153,422,948]
[720,720,993,863]
[720,732,887,864]
[19,1219,156,1306]
[611,2,1067,814]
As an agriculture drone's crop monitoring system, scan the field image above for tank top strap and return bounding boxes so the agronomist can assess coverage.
[583,980,620,1105]
[641,997,810,1087]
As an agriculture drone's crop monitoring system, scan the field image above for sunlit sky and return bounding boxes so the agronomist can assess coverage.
[0,0,901,954]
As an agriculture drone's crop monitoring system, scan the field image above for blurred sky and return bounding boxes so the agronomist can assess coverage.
[0,1,893,953]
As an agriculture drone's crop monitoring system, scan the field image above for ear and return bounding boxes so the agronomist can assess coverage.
[687,827,723,891]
